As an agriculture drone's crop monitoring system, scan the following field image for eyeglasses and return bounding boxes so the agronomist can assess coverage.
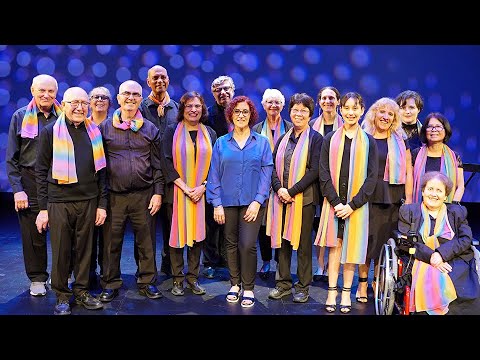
[91,95,109,101]
[213,86,232,93]
[233,109,250,116]
[426,125,444,131]
[185,104,202,110]
[65,101,89,108]
[291,108,309,116]
[266,100,283,106]
[120,91,142,98]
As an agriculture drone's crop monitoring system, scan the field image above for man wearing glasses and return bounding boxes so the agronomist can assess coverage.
[139,65,179,278]
[203,75,236,279]
[97,80,164,303]
[6,74,62,298]
[35,86,107,315]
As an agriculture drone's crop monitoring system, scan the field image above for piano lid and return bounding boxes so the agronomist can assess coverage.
[463,163,480,173]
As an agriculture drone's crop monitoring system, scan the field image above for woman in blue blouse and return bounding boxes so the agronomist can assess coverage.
[206,96,273,308]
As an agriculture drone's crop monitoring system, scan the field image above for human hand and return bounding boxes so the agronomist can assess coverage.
[148,194,162,215]
[277,188,293,203]
[14,191,29,212]
[189,185,205,203]
[244,201,260,222]
[35,210,49,233]
[95,208,107,226]
[214,205,225,224]
[335,204,353,219]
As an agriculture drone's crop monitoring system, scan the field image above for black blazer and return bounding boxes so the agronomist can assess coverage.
[398,203,480,300]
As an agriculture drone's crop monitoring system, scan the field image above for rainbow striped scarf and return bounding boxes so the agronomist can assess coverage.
[170,121,213,248]
[266,127,310,250]
[311,113,343,136]
[413,144,458,203]
[314,125,370,264]
[21,98,62,138]
[52,112,106,184]
[410,203,457,315]
[112,108,144,132]
[383,131,407,184]
[260,118,285,152]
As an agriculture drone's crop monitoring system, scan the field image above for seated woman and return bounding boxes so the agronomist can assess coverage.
[398,171,480,315]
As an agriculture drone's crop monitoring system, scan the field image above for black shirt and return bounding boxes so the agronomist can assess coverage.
[36,119,108,210]
[138,97,179,139]
[6,105,60,193]
[319,130,379,210]
[99,118,164,195]
[207,102,229,137]
[161,123,217,204]
[402,122,422,151]
[271,127,323,206]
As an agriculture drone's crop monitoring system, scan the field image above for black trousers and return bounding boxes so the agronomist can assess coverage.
[48,198,97,301]
[276,204,315,293]
[223,206,264,291]
[90,225,104,276]
[257,225,279,263]
[165,203,203,285]
[133,205,158,281]
[202,202,227,268]
[18,168,48,282]
[101,187,156,290]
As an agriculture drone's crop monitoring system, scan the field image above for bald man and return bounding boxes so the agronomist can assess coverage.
[6,74,62,298]
[139,65,179,277]
[98,80,164,302]
[36,86,107,315]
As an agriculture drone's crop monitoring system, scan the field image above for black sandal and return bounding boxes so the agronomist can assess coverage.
[355,277,368,303]
[325,286,337,313]
[340,287,352,314]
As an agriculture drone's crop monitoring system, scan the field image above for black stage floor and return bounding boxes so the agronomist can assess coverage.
[0,194,378,317]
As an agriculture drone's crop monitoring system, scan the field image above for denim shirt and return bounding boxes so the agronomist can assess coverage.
[206,131,273,208]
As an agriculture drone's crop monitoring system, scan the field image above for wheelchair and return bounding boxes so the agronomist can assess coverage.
[375,230,480,315]
[374,230,416,315]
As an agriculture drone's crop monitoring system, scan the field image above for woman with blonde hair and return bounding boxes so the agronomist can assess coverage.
[357,97,413,302]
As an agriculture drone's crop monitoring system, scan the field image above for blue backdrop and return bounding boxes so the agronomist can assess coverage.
[1,44,479,200]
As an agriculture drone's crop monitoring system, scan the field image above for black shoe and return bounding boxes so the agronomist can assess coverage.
[268,286,292,300]
[54,299,71,315]
[98,288,119,303]
[75,292,104,310]
[203,267,215,279]
[187,281,206,295]
[139,285,163,299]
[293,291,309,303]
[171,282,185,296]
[258,262,271,280]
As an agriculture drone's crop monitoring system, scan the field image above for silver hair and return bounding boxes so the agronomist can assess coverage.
[211,75,235,92]
[261,88,285,106]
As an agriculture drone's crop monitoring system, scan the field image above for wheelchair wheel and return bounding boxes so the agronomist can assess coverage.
[374,238,398,315]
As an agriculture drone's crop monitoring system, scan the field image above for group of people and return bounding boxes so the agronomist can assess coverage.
[6,69,479,315]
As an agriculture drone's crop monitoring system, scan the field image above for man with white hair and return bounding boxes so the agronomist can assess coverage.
[36,86,107,315]
[202,75,236,279]
[6,74,62,297]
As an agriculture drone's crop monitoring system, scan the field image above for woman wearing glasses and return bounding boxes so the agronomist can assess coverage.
[206,96,273,308]
[87,87,112,289]
[412,112,465,203]
[267,93,323,304]
[162,91,217,297]
[251,88,292,280]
